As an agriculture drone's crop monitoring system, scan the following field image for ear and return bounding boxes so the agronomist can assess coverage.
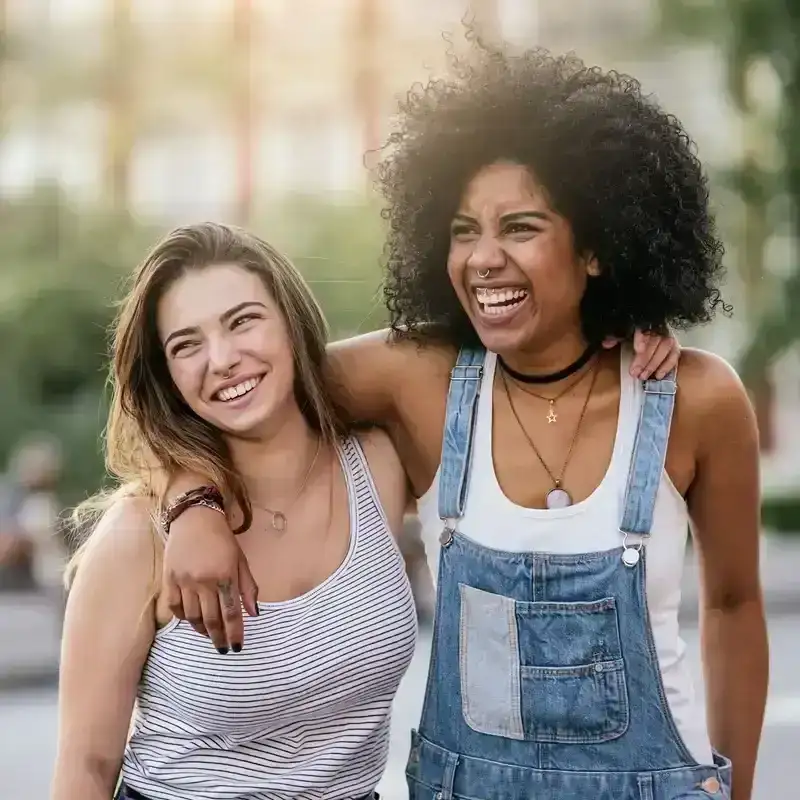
[585,254,601,277]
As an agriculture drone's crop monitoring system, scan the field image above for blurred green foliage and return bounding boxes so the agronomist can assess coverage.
[761,494,800,535]
[0,188,387,504]
[658,0,800,380]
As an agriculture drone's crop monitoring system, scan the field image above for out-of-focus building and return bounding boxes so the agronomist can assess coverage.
[4,0,795,489]
[0,1,736,220]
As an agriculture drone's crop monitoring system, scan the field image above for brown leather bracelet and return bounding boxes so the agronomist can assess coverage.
[160,486,225,536]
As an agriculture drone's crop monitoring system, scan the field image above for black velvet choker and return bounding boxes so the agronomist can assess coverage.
[498,343,599,385]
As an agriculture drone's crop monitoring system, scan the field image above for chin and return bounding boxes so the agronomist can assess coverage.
[471,319,538,356]
[201,402,273,439]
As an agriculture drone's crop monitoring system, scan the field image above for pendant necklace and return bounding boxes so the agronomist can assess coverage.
[505,361,596,424]
[253,437,322,532]
[501,365,598,509]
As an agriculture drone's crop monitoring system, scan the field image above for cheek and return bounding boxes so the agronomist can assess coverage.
[250,329,295,385]
[446,247,470,300]
[167,360,204,406]
[519,242,585,299]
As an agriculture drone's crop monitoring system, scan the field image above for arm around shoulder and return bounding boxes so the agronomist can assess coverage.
[326,329,454,427]
[52,497,158,800]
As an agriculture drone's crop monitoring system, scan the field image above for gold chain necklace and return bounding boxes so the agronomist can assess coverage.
[252,437,322,532]
[501,365,598,509]
[507,360,596,424]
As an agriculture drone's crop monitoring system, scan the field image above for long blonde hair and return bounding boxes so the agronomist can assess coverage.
[66,222,347,587]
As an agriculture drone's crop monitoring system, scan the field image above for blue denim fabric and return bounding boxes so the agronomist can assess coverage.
[407,347,732,800]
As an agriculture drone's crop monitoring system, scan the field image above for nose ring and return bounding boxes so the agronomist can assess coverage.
[476,268,491,279]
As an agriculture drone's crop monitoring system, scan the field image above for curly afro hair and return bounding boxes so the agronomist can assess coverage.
[376,34,730,348]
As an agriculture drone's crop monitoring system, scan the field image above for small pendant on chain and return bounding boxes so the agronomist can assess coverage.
[547,401,557,424]
[545,487,572,509]
[271,512,287,532]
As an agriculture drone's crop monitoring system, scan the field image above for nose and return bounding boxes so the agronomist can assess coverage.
[466,233,506,273]
[207,332,241,376]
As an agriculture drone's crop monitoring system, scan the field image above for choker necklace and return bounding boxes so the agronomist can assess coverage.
[498,343,599,385]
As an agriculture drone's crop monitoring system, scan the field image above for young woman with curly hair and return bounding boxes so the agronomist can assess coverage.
[152,37,764,800]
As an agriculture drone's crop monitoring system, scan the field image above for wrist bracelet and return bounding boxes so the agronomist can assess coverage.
[161,485,225,536]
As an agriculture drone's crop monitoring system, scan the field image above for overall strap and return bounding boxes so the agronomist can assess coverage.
[619,368,678,538]
[437,347,486,526]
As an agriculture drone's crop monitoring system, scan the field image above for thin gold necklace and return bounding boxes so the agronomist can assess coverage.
[507,359,596,424]
[501,365,598,509]
[253,437,322,532]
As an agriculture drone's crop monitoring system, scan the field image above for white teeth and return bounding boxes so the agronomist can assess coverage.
[474,287,529,315]
[217,376,261,402]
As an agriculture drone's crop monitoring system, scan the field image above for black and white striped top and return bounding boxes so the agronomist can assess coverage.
[121,437,418,800]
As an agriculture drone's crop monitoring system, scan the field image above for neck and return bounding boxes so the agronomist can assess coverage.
[227,404,321,507]
[497,330,590,379]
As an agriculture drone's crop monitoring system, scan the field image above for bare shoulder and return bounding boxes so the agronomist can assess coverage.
[676,348,754,434]
[69,495,160,597]
[677,347,746,397]
[353,428,410,535]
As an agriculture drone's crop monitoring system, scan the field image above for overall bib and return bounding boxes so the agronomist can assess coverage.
[406,347,732,800]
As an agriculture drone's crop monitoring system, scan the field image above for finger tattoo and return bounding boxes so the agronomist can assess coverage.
[217,580,236,611]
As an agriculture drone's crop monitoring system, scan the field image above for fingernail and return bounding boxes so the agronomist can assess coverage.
[631,367,641,378]
[232,643,242,653]
[217,647,229,655]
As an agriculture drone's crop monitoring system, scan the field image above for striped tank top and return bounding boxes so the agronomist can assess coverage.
[121,437,418,800]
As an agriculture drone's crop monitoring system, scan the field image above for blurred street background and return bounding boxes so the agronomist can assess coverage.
[2,1,800,798]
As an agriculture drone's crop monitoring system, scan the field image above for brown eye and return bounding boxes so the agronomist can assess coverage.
[451,224,477,239]
[231,314,259,329]
[170,340,195,357]
[504,222,537,235]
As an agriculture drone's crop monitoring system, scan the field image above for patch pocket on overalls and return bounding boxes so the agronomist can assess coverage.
[459,584,629,743]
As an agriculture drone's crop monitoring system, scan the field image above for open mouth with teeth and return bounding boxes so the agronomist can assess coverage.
[474,286,530,316]
[214,376,263,402]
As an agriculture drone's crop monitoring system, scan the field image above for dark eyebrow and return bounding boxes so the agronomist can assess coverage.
[163,301,267,348]
[451,210,550,225]
[501,211,550,224]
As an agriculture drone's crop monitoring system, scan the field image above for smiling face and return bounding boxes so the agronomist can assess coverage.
[447,161,599,359]
[157,263,297,438]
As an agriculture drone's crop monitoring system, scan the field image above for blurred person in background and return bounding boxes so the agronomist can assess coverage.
[53,223,417,800]
[0,477,35,591]
[0,434,64,602]
[160,35,766,800]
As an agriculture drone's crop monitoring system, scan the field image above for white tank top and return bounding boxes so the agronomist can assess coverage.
[417,349,714,766]
[122,437,418,800]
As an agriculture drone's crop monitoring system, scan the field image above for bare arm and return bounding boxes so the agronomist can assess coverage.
[323,327,683,424]
[685,353,767,800]
[325,329,412,426]
[52,500,158,800]
[161,329,682,651]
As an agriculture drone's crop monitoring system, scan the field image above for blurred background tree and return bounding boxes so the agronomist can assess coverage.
[0,187,386,505]
[3,0,800,519]
[659,0,800,384]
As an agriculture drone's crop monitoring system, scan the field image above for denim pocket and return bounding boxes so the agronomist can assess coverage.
[459,584,629,744]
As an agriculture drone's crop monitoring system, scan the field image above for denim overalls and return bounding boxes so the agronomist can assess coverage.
[406,347,732,800]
